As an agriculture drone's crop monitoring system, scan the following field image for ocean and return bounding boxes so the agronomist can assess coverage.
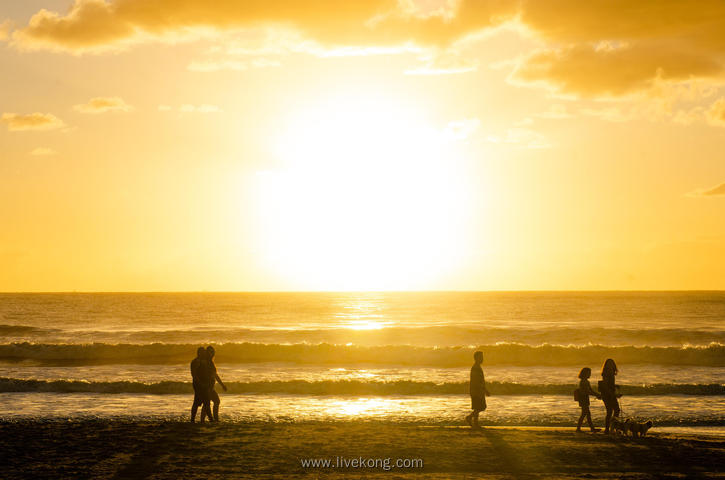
[1,291,723,429]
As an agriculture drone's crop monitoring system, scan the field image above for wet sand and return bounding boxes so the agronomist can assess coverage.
[2,420,723,479]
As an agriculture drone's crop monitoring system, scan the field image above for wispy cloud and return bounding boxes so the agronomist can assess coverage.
[706,98,725,127]
[188,31,417,73]
[29,147,58,156]
[0,19,11,42]
[1,112,65,131]
[443,118,480,140]
[704,183,725,196]
[405,51,478,76]
[513,117,534,127]
[73,97,133,114]
[486,128,551,149]
[187,58,281,72]
[534,104,574,120]
[671,107,704,126]
[688,182,725,197]
[580,106,634,123]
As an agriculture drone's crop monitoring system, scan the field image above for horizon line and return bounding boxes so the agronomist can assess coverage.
[1,289,724,294]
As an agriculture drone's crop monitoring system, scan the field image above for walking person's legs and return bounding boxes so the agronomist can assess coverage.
[191,400,200,423]
[465,410,480,427]
[210,389,221,422]
[466,408,482,429]
[577,407,587,431]
[466,395,485,429]
[200,399,212,423]
[604,406,613,433]
[577,404,598,432]
[584,406,598,432]
[191,387,203,422]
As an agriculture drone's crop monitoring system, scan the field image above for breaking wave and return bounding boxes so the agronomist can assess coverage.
[1,342,723,367]
[0,325,58,336]
[2,324,723,347]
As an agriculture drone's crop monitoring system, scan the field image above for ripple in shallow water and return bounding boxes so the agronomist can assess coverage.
[3,393,723,427]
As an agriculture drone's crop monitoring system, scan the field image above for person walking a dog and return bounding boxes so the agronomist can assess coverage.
[599,358,622,434]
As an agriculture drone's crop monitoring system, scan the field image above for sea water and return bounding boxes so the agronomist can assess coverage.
[1,292,723,427]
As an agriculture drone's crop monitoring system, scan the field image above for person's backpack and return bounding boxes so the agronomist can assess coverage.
[573,388,580,402]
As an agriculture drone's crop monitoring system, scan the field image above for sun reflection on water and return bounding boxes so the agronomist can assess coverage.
[336,297,390,330]
[345,320,386,330]
[331,398,390,416]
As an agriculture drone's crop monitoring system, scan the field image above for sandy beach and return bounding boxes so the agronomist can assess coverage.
[2,420,723,479]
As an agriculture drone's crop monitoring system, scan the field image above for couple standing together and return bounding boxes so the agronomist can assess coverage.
[190,346,227,423]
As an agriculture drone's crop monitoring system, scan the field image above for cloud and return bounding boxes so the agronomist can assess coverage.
[0,19,12,42]
[486,127,551,149]
[520,0,725,52]
[443,118,480,140]
[703,183,725,196]
[73,96,133,114]
[515,1,725,96]
[534,104,573,119]
[10,0,725,100]
[10,0,515,54]
[706,97,725,127]
[179,104,222,113]
[29,147,58,156]
[511,44,722,98]
[157,105,172,111]
[513,117,533,126]
[188,58,281,72]
[405,51,478,75]
[688,182,725,197]
[187,29,415,73]
[671,106,704,126]
[580,106,634,123]
[1,112,65,131]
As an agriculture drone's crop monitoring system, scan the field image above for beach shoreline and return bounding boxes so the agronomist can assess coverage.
[3,420,723,479]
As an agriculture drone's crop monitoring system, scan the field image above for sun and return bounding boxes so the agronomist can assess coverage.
[252,93,472,290]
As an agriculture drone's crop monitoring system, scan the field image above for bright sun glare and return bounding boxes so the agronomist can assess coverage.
[254,94,471,290]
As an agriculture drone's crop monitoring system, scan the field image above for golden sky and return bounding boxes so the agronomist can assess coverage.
[1,0,724,291]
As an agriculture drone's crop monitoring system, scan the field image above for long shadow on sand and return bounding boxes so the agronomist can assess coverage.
[478,428,527,475]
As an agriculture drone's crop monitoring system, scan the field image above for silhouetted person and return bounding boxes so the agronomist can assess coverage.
[599,358,621,434]
[575,367,601,432]
[190,347,212,423]
[206,345,227,422]
[465,351,490,429]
